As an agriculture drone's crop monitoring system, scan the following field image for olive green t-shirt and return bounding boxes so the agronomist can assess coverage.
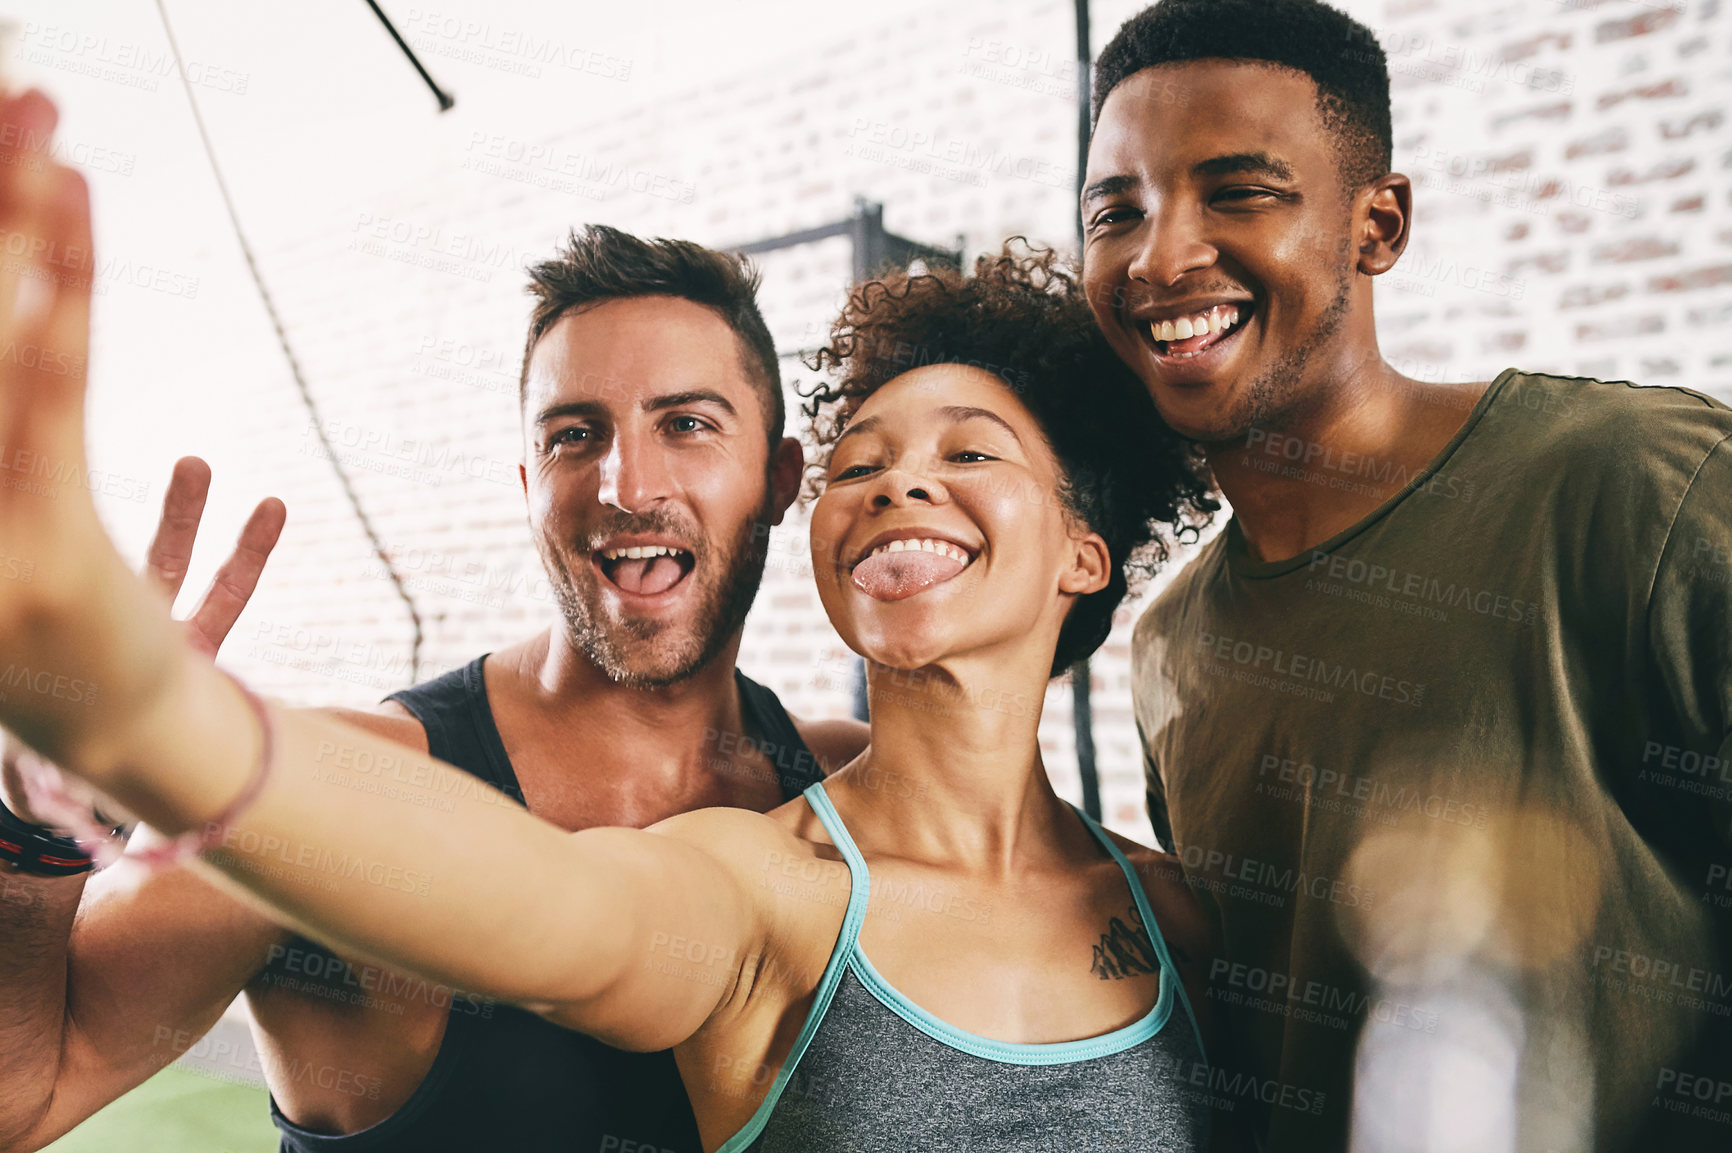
[1134,370,1732,1152]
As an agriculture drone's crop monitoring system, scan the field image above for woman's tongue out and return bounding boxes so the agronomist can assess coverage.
[852,549,965,601]
[608,553,688,596]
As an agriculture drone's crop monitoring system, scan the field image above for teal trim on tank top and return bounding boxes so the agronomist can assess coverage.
[715,779,1206,1152]
[846,822,1175,1065]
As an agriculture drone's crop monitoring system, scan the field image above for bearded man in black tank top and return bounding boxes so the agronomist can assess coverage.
[0,223,867,1153]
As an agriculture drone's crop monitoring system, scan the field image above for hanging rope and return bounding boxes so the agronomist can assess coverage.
[361,0,456,111]
[150,0,424,681]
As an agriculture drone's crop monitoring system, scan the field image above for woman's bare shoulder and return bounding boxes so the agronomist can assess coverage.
[1102,830,1217,962]
[645,796,853,909]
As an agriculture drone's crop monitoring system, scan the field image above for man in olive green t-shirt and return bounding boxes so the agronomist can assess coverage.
[1081,3,1730,1151]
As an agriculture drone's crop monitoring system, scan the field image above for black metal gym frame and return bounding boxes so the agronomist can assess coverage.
[1071,0,1102,822]
[733,197,965,285]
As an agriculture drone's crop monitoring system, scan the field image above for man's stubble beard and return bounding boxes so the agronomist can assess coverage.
[1192,269,1356,448]
[536,496,775,690]
[1226,270,1357,439]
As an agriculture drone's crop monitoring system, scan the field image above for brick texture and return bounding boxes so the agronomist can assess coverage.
[1384,0,1731,395]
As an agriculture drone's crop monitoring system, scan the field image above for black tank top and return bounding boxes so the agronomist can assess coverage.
[269,655,826,1153]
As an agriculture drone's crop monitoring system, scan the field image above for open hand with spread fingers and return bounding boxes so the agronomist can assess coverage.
[143,456,286,660]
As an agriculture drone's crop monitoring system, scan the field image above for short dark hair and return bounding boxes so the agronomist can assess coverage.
[802,240,1217,677]
[520,225,785,443]
[1093,0,1393,192]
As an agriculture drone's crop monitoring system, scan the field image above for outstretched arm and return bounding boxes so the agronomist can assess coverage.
[0,88,767,1061]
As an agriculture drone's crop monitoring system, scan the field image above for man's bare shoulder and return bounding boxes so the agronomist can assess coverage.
[791,715,868,774]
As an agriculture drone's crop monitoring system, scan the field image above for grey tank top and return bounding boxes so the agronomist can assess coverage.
[719,781,1211,1152]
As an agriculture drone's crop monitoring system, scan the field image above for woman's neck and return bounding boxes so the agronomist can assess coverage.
[830,655,1084,877]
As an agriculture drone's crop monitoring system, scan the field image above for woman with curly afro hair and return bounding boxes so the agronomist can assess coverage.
[6,223,1225,1151]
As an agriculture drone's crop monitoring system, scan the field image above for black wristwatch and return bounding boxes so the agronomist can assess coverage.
[0,796,95,876]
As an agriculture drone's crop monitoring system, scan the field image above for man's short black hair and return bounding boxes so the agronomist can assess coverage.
[520,225,784,444]
[1092,0,1393,192]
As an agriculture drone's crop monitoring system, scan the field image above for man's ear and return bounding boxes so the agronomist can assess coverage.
[1058,531,1112,598]
[1356,172,1413,276]
[768,436,805,526]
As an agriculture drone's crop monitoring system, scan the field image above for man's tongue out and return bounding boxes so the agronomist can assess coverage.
[608,554,687,596]
[1154,305,1245,357]
[1167,327,1225,356]
[852,550,965,601]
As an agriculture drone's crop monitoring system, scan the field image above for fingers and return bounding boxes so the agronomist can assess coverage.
[142,459,287,655]
[0,92,93,474]
[143,456,213,599]
[29,163,93,425]
[186,496,286,656]
[0,90,59,345]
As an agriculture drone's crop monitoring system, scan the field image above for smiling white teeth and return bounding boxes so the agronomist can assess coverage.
[1148,304,1245,348]
[602,544,684,560]
[866,537,970,564]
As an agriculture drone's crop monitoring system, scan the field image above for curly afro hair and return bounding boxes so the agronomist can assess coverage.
[1093,0,1392,193]
[800,240,1217,678]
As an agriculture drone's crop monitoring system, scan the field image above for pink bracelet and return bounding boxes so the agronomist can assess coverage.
[31,668,276,871]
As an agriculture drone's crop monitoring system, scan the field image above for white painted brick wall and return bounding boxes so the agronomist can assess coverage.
[1373,0,1732,395]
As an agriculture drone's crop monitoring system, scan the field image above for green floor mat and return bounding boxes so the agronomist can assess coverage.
[41,1065,279,1153]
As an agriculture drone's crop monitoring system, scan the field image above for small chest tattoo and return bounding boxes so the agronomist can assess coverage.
[1090,904,1161,980]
